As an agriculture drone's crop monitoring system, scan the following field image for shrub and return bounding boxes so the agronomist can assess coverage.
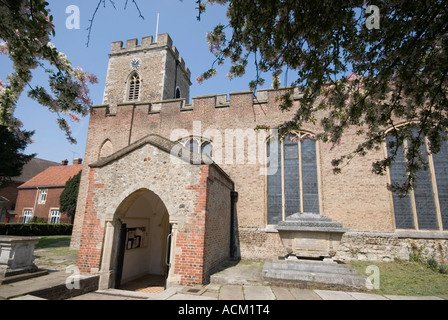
[427,257,439,271]
[439,265,448,274]
[0,223,72,236]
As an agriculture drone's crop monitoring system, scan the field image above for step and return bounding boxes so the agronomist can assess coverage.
[0,269,49,285]
[263,268,368,289]
[263,259,358,276]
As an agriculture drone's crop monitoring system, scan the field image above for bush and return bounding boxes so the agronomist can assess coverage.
[0,223,73,236]
[439,265,448,274]
[427,257,439,271]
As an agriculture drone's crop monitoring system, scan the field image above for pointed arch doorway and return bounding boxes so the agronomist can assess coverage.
[111,188,171,292]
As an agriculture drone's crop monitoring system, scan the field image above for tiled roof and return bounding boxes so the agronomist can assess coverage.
[18,164,82,189]
[13,158,61,183]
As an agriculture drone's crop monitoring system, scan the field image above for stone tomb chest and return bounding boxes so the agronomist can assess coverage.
[276,212,348,259]
[0,236,40,283]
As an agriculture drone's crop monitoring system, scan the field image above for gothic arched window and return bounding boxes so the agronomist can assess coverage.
[267,132,320,225]
[386,127,448,230]
[179,137,213,163]
[128,72,141,101]
[175,87,181,99]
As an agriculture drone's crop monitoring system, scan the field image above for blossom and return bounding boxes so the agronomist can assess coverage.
[0,0,97,144]
[0,42,8,55]
[196,75,204,84]
[68,113,81,122]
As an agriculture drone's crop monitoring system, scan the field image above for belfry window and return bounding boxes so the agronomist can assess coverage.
[128,73,140,101]
[267,133,320,225]
[386,128,448,231]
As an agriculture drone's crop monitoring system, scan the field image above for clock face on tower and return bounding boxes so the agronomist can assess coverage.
[130,58,141,70]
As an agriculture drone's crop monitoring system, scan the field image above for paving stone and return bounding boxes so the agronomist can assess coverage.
[348,292,388,300]
[289,288,322,300]
[384,295,444,300]
[219,285,244,300]
[314,290,356,300]
[270,287,295,300]
[69,292,142,300]
[201,291,219,299]
[168,293,216,300]
[243,285,275,300]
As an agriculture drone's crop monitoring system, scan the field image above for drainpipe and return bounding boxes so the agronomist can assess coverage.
[230,190,239,259]
[32,187,39,222]
[128,104,136,146]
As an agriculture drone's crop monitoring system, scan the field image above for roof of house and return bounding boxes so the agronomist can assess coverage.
[13,158,61,183]
[18,164,82,189]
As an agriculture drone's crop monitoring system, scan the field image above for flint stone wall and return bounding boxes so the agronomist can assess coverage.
[336,232,448,264]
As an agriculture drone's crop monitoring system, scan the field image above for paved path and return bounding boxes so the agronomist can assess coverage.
[2,272,445,300]
[66,284,445,300]
[1,258,446,301]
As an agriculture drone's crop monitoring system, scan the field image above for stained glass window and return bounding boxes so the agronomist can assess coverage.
[387,129,447,231]
[267,133,320,224]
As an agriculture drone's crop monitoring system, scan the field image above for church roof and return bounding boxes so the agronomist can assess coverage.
[89,134,211,168]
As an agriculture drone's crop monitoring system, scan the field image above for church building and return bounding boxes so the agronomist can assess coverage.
[71,34,448,290]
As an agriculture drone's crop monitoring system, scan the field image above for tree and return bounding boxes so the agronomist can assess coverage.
[0,0,98,144]
[0,125,35,188]
[59,170,81,224]
[201,0,448,194]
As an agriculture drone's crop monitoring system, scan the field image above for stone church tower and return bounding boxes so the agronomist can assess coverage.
[103,34,191,109]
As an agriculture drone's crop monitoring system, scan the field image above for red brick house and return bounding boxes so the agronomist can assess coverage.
[15,159,82,224]
[0,158,60,223]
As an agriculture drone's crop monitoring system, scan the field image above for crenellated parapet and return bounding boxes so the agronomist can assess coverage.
[110,33,191,81]
[92,87,302,118]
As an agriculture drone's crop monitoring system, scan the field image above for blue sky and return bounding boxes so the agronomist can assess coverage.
[0,0,272,164]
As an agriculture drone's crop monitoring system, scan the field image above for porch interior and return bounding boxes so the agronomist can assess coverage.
[119,274,165,294]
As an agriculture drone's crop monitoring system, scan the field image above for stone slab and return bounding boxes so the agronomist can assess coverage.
[69,292,142,300]
[243,285,275,300]
[348,292,388,300]
[384,295,444,300]
[263,259,367,290]
[11,294,47,300]
[289,288,322,300]
[271,286,295,300]
[0,272,68,299]
[218,285,244,300]
[168,293,216,300]
[314,290,356,300]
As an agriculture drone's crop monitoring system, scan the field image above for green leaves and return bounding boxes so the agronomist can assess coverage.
[204,0,448,194]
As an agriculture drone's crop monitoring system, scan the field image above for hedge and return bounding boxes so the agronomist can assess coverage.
[0,223,73,236]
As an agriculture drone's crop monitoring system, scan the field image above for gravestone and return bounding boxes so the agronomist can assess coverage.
[0,236,41,284]
[262,213,370,290]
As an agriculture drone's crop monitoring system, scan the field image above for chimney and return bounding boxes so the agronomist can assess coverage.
[61,159,69,166]
[73,158,83,165]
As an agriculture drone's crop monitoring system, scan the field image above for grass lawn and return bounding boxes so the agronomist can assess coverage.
[35,235,71,249]
[35,235,77,256]
[348,259,448,296]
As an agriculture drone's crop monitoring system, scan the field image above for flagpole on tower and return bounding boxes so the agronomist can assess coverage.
[155,12,160,43]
